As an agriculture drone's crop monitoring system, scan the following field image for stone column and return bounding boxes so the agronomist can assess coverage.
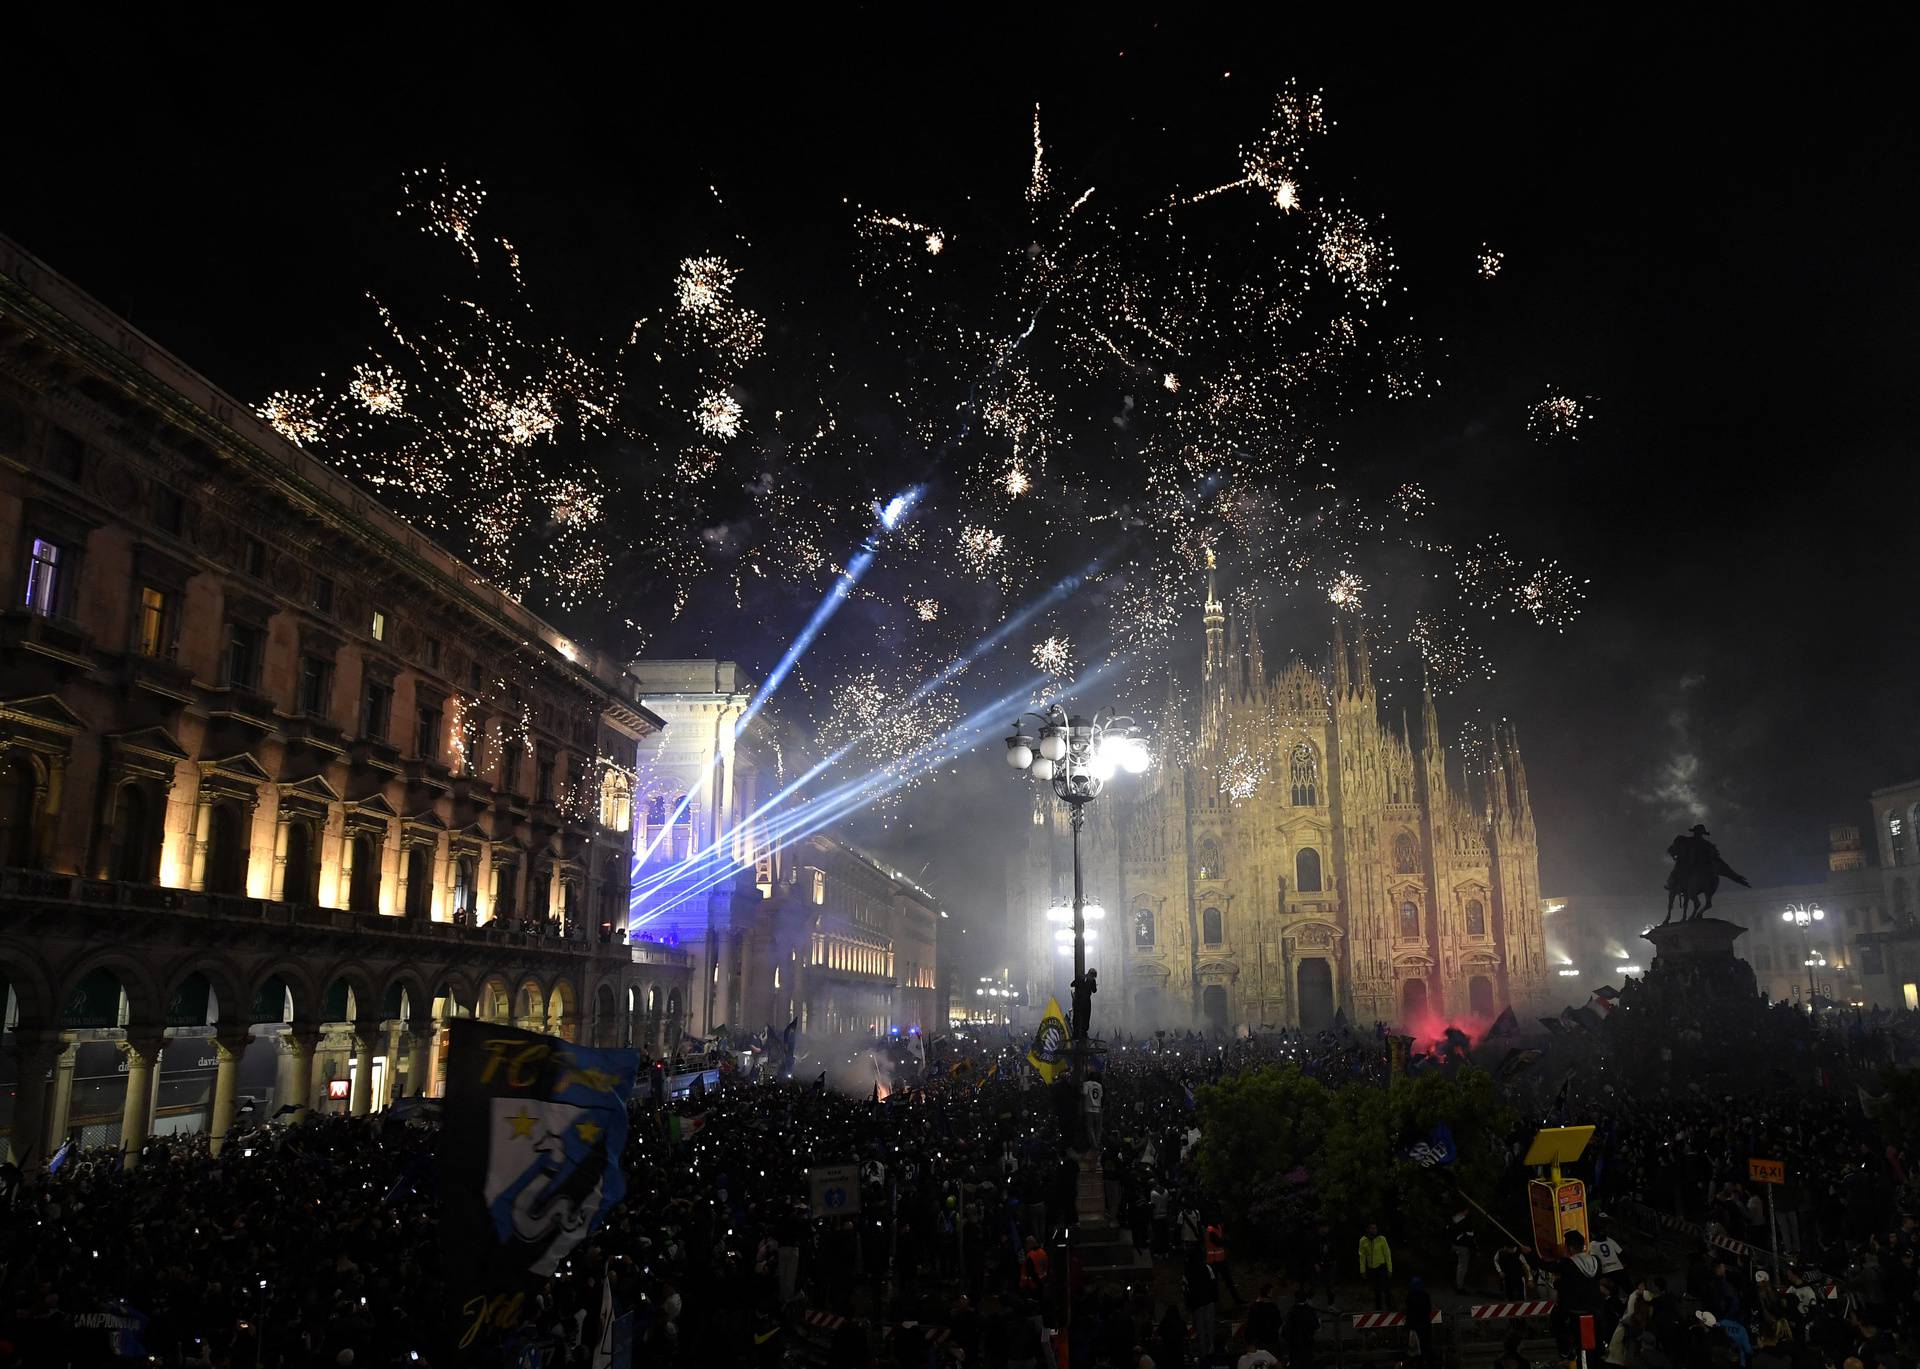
[379,1023,403,1109]
[43,1036,78,1155]
[282,1026,321,1121]
[271,811,292,902]
[208,1028,253,1154]
[347,1023,376,1116]
[8,1029,61,1169]
[409,1024,437,1097]
[188,786,215,891]
[118,1031,166,1169]
[337,826,358,911]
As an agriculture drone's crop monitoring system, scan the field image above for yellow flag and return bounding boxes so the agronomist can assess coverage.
[1028,996,1069,1083]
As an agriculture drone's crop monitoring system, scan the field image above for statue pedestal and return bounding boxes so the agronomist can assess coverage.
[1641,917,1757,1000]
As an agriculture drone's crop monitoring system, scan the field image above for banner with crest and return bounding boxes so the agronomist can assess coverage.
[442,1019,637,1362]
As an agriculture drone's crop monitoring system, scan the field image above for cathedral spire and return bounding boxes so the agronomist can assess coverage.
[1246,611,1266,691]
[1203,547,1226,684]
[1420,675,1442,760]
[1331,616,1350,693]
[1353,621,1375,697]
[1502,721,1534,826]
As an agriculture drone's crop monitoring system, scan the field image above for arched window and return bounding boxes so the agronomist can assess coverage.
[1399,900,1420,939]
[1465,898,1486,936]
[1134,906,1156,948]
[405,845,433,919]
[206,801,248,896]
[282,818,315,905]
[454,855,477,918]
[1891,812,1909,866]
[599,769,632,831]
[1392,831,1419,875]
[1203,906,1224,946]
[348,832,381,912]
[0,755,38,869]
[1295,847,1322,893]
[1290,742,1319,807]
[1197,836,1221,880]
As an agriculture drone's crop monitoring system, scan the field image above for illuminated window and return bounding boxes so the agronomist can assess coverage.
[811,869,826,905]
[1892,813,1909,866]
[371,610,387,642]
[136,586,171,658]
[1197,837,1222,880]
[1465,899,1486,936]
[1135,906,1155,948]
[24,538,65,616]
[598,769,632,831]
[1399,901,1421,938]
[1289,742,1318,806]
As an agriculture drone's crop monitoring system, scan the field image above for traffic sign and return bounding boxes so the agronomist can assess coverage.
[808,1163,861,1217]
[1748,1157,1785,1185]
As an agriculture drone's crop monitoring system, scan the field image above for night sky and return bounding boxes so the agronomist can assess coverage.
[9,15,1919,963]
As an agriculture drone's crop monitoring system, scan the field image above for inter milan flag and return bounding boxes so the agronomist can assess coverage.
[1028,996,1069,1084]
[441,1019,637,1361]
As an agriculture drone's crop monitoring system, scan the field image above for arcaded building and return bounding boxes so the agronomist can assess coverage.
[0,236,690,1163]
[1011,570,1552,1034]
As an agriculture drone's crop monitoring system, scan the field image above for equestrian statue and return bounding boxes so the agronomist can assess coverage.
[1662,823,1750,922]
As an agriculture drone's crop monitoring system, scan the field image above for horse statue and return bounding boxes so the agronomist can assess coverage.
[1662,824,1751,922]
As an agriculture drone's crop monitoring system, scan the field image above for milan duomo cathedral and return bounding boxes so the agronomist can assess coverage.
[1011,572,1552,1035]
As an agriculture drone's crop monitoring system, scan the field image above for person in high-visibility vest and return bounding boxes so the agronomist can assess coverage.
[1204,1218,1242,1307]
[1358,1221,1394,1310]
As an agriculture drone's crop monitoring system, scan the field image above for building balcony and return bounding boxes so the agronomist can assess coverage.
[0,867,633,966]
[0,609,95,679]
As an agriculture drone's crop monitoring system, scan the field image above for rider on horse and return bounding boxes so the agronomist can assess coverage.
[1663,823,1751,922]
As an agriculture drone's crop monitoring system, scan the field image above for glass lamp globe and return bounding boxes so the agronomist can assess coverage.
[1006,737,1033,769]
[1088,745,1118,782]
[1083,903,1105,921]
[1119,736,1151,774]
[1038,729,1067,762]
[1029,757,1055,781]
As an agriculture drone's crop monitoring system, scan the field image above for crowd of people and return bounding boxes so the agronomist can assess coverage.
[0,1004,1916,1368]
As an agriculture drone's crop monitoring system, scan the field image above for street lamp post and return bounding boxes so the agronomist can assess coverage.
[1005,702,1147,1351]
[1782,903,1825,1013]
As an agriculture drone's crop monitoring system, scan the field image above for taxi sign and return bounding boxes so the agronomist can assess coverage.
[1748,1157,1785,1185]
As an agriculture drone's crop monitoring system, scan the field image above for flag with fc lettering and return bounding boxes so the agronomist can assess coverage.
[442,1019,638,1362]
[1028,996,1069,1084]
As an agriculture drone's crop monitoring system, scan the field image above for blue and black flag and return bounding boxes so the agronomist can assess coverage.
[441,1018,637,1362]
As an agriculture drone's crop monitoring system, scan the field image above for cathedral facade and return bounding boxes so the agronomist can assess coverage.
[1012,579,1551,1034]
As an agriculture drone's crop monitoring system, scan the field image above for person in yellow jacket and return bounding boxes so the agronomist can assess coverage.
[1358,1222,1394,1310]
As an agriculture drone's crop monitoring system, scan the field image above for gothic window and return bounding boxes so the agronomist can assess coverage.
[1134,905,1156,948]
[1203,906,1224,945]
[1197,837,1221,880]
[1399,900,1420,939]
[1465,898,1486,936]
[1289,742,1319,807]
[1891,812,1909,866]
[1392,831,1419,875]
[1295,847,1322,893]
